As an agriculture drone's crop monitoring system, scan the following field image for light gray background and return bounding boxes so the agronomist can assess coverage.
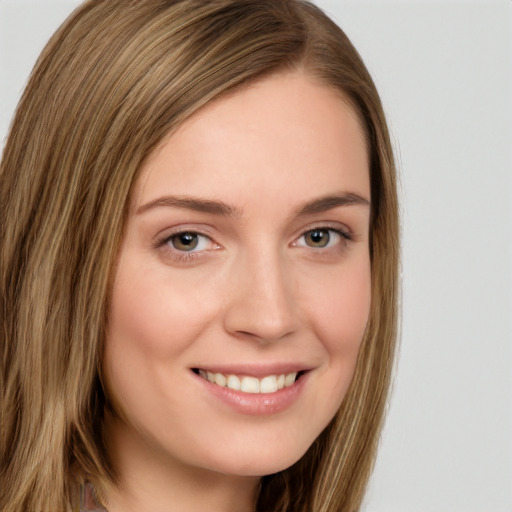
[1,1,511,511]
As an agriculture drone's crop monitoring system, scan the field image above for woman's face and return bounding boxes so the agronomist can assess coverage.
[104,71,371,479]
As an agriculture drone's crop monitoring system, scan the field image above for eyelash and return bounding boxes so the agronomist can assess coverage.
[155,225,352,263]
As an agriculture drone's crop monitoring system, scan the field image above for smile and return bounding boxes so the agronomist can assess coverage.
[195,369,301,394]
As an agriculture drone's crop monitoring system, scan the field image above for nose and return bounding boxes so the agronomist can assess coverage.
[223,249,298,343]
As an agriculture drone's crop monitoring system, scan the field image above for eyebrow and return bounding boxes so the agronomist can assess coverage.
[296,193,370,215]
[136,192,370,217]
[137,196,242,216]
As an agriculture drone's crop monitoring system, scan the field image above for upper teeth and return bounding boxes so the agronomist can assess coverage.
[198,370,298,394]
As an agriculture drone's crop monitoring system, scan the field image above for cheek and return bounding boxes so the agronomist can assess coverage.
[107,263,216,356]
[102,263,215,412]
[309,258,371,351]
[304,257,371,401]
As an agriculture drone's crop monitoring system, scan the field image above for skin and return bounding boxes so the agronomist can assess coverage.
[102,70,371,512]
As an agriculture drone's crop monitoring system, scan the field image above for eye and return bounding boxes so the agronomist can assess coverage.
[294,227,349,249]
[155,229,221,264]
[166,231,213,252]
[304,229,335,248]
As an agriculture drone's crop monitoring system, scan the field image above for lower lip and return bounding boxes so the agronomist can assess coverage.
[193,371,308,416]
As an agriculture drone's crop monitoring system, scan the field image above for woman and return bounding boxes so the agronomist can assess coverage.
[0,1,399,511]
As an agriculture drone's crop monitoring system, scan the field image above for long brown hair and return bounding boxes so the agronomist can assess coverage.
[0,1,399,510]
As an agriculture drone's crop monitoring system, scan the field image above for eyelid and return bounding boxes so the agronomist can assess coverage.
[154,224,216,245]
[291,222,352,242]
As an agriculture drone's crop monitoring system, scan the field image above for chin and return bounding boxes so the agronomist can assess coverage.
[198,431,319,478]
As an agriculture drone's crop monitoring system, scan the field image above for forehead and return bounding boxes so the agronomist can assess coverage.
[133,71,370,211]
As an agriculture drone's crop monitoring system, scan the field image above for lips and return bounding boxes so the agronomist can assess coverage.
[195,369,300,394]
[192,366,309,415]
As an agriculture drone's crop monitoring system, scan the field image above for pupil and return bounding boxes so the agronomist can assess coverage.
[308,230,329,247]
[173,232,198,251]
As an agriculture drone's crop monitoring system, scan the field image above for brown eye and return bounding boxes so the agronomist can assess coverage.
[304,229,331,248]
[159,230,220,262]
[169,232,199,251]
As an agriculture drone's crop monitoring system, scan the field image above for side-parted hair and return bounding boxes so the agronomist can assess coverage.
[0,1,399,511]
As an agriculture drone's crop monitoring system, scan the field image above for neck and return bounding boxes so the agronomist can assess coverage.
[102,412,260,512]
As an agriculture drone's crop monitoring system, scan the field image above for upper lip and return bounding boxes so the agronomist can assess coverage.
[191,363,313,378]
